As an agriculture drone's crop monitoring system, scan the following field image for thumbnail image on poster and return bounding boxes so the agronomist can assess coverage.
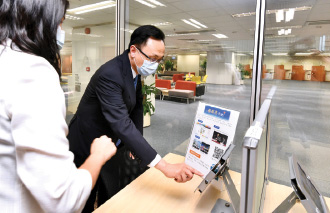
[200,142,210,154]
[212,131,228,147]
[185,102,240,177]
[192,139,201,150]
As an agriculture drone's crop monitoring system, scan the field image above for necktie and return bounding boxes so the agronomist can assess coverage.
[134,76,138,90]
[116,76,138,147]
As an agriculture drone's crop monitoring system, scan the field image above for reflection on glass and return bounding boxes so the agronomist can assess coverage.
[264,0,330,196]
[60,1,116,121]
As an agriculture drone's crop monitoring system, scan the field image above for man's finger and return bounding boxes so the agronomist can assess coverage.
[192,168,203,177]
[185,164,203,177]
[184,169,194,180]
[174,175,182,182]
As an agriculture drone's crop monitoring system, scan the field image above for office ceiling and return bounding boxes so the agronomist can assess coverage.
[63,0,330,55]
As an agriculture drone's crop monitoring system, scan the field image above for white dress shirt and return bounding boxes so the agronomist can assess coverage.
[131,68,161,167]
[0,40,92,213]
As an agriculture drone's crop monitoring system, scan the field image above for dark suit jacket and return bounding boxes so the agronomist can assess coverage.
[68,50,157,167]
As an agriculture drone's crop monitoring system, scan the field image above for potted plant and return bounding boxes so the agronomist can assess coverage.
[142,82,157,127]
[157,63,164,74]
[237,63,250,84]
[164,60,173,71]
[200,59,207,71]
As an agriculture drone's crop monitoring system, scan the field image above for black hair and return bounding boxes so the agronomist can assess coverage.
[128,25,165,51]
[0,0,69,78]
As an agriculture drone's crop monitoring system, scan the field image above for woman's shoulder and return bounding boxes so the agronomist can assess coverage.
[2,45,57,78]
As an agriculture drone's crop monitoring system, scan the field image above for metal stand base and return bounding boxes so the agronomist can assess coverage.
[211,199,235,213]
[272,191,298,213]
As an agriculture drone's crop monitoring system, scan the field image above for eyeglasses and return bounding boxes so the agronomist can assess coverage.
[136,47,164,64]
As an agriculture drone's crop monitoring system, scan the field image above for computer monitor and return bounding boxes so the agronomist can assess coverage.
[289,156,329,213]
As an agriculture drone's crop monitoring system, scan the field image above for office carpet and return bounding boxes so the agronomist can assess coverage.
[143,80,330,197]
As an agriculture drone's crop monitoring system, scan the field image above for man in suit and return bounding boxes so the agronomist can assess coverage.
[68,25,202,212]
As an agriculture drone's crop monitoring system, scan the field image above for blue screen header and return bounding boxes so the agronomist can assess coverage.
[204,105,231,120]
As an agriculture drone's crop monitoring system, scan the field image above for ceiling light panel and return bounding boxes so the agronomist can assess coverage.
[276,10,284,22]
[187,40,215,43]
[249,25,302,31]
[135,0,166,8]
[147,0,166,7]
[135,0,156,8]
[152,22,172,26]
[232,6,311,18]
[166,33,200,37]
[272,53,287,56]
[182,19,201,29]
[278,29,285,35]
[295,53,312,56]
[285,8,295,22]
[67,1,116,14]
[212,34,228,39]
[189,19,208,28]
[284,29,291,35]
[65,15,84,20]
[232,12,256,18]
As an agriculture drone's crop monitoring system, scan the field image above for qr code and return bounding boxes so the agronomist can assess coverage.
[213,147,224,159]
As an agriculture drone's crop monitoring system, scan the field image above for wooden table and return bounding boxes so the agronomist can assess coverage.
[94,153,330,213]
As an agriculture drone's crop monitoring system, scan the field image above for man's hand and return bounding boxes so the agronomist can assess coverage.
[155,159,203,183]
[129,152,135,159]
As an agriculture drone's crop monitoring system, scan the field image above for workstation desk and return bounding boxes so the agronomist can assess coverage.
[94,153,330,213]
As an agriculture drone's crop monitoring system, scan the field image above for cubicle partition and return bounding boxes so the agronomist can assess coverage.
[240,86,276,213]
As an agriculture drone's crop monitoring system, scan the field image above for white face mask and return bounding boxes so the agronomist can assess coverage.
[56,26,65,50]
[134,58,158,77]
[133,47,158,76]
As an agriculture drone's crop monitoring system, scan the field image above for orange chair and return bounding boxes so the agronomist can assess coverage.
[292,65,304,81]
[175,80,196,96]
[262,65,267,79]
[172,74,183,83]
[155,79,171,100]
[244,65,252,77]
[274,65,285,80]
[311,66,325,82]
[155,79,171,89]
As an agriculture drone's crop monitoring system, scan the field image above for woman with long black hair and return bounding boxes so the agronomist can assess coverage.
[0,1,117,212]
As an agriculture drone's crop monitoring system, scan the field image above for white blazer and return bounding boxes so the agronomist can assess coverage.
[0,40,92,213]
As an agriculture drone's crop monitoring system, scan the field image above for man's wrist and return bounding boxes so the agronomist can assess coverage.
[155,158,167,173]
[148,154,162,167]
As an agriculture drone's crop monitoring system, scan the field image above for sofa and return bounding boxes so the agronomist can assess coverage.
[167,80,205,104]
[155,79,171,89]
[172,74,184,82]
[158,71,196,77]
[155,79,172,100]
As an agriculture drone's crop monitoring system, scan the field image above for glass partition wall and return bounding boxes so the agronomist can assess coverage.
[264,0,330,197]
[61,0,116,122]
[60,0,330,199]
[124,0,256,172]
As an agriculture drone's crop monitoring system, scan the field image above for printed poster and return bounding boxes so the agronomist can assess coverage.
[185,102,240,178]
